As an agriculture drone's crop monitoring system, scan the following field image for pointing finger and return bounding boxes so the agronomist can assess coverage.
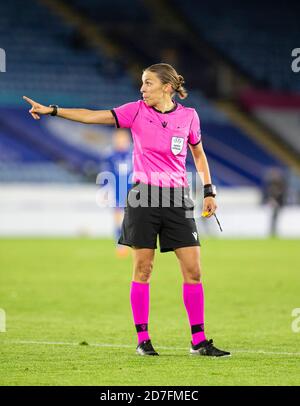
[23,96,35,106]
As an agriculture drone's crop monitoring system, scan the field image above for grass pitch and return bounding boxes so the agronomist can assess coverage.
[0,238,299,386]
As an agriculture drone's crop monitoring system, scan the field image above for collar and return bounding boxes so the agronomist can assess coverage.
[151,101,178,114]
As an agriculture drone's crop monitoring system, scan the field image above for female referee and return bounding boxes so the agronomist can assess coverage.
[23,63,230,357]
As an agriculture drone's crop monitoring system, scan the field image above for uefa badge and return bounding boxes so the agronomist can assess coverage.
[171,136,184,155]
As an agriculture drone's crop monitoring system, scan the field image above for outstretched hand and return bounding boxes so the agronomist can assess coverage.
[23,96,52,120]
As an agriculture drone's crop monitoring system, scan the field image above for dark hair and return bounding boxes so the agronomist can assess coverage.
[144,63,188,99]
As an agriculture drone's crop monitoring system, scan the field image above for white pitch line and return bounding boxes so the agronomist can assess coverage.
[1,339,300,356]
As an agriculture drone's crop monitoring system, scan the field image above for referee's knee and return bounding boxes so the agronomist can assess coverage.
[133,259,153,283]
[183,266,201,283]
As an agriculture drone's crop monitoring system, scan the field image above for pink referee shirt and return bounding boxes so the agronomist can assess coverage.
[112,100,201,187]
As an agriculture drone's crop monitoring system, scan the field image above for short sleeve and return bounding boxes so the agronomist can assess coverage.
[111,101,140,129]
[188,109,202,146]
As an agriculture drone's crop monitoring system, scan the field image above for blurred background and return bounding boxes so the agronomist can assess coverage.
[0,0,300,239]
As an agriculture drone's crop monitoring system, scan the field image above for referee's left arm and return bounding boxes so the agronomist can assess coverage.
[189,143,217,217]
[189,142,211,185]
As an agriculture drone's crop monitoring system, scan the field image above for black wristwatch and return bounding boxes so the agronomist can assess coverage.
[49,105,58,116]
[204,184,217,198]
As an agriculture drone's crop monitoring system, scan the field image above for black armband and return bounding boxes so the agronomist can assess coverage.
[203,184,217,198]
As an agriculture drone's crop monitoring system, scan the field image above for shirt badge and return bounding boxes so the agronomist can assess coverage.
[171,136,184,155]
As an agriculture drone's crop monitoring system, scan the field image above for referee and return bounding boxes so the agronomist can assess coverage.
[23,63,230,357]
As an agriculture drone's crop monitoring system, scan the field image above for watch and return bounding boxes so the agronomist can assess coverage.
[203,184,217,198]
[49,104,58,116]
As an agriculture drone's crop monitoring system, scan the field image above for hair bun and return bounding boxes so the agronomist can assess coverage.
[177,75,185,86]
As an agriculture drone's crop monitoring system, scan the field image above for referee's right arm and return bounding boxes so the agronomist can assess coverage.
[23,96,115,125]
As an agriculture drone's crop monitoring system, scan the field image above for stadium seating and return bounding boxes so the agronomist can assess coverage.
[172,0,300,91]
[0,0,136,108]
[0,0,286,186]
[67,0,151,23]
[239,90,300,155]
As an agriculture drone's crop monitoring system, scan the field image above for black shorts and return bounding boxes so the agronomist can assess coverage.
[118,183,200,253]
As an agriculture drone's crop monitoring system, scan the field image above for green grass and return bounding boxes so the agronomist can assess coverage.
[0,238,300,386]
